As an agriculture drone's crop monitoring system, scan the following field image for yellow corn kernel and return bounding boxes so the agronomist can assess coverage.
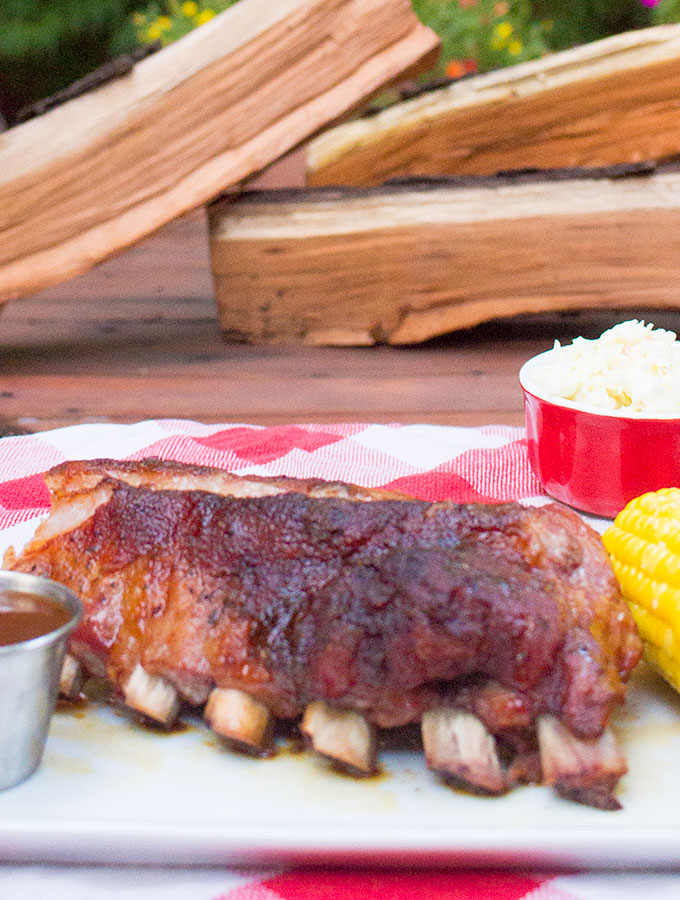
[604,488,680,694]
[604,527,680,586]
[616,506,680,553]
[644,642,680,694]
[630,602,677,659]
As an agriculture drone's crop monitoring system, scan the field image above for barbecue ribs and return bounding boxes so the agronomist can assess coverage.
[7,458,641,809]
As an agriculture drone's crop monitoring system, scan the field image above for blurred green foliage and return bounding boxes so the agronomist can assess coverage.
[0,0,139,121]
[413,0,658,78]
[530,0,653,48]
[412,1,546,74]
[656,0,680,21]
[0,0,678,124]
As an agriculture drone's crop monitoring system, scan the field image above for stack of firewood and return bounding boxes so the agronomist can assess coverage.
[210,24,680,344]
[3,1,680,344]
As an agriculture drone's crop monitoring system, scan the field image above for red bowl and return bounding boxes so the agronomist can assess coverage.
[519,351,680,519]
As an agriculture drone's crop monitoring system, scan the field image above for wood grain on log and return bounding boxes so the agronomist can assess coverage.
[0,0,438,302]
[305,25,680,187]
[209,163,680,345]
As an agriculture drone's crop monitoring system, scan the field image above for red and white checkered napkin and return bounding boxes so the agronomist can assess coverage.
[0,420,675,899]
[0,419,542,536]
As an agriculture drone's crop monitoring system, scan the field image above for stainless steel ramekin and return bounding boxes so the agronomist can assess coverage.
[0,571,82,791]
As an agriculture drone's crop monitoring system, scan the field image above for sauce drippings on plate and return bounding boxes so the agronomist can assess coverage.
[0,591,71,646]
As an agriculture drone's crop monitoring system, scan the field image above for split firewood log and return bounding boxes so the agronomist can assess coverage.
[305,25,680,188]
[209,162,680,345]
[0,0,438,303]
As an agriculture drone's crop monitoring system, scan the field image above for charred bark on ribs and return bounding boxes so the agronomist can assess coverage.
[7,459,641,809]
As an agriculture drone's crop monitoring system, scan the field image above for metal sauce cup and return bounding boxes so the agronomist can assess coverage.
[0,571,82,791]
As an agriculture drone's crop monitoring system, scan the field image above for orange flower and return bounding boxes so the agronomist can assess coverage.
[446,59,466,79]
[446,58,478,79]
[459,0,478,7]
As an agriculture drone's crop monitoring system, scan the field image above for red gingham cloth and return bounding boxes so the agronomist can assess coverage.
[0,421,676,898]
[0,420,542,536]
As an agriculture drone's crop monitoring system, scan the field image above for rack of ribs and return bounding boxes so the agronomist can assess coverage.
[6,458,641,809]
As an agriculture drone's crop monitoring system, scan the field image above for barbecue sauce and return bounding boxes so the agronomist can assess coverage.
[0,590,70,646]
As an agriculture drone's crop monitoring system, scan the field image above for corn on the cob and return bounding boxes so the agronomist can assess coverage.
[603,488,680,693]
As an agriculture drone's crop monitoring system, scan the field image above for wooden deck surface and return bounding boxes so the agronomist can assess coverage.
[1,210,677,435]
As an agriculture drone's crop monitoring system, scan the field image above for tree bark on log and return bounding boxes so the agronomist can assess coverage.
[209,163,680,345]
[306,25,680,188]
[0,0,438,302]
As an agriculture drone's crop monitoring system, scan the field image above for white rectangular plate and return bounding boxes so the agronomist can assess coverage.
[0,663,680,868]
[1,507,679,868]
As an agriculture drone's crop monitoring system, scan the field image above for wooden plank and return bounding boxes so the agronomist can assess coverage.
[0,328,538,378]
[0,302,677,433]
[3,409,527,434]
[0,0,438,302]
[0,279,533,432]
[305,25,680,187]
[0,372,524,431]
[209,164,680,345]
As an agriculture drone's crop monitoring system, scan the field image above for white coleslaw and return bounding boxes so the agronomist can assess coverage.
[534,320,680,415]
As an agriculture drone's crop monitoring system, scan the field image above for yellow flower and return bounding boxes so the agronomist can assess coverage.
[508,39,522,56]
[195,9,216,24]
[157,15,172,30]
[132,11,147,25]
[182,0,199,14]
[491,20,512,50]
[146,21,163,41]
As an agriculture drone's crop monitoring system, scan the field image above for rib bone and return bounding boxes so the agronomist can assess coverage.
[537,715,627,810]
[123,664,180,727]
[205,688,273,754]
[422,707,506,794]
[59,653,83,700]
[301,701,377,775]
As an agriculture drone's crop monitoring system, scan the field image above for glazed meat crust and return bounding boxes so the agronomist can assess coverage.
[12,478,640,739]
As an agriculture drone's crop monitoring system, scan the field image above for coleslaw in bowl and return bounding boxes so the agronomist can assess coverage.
[528,320,680,418]
[519,320,680,518]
